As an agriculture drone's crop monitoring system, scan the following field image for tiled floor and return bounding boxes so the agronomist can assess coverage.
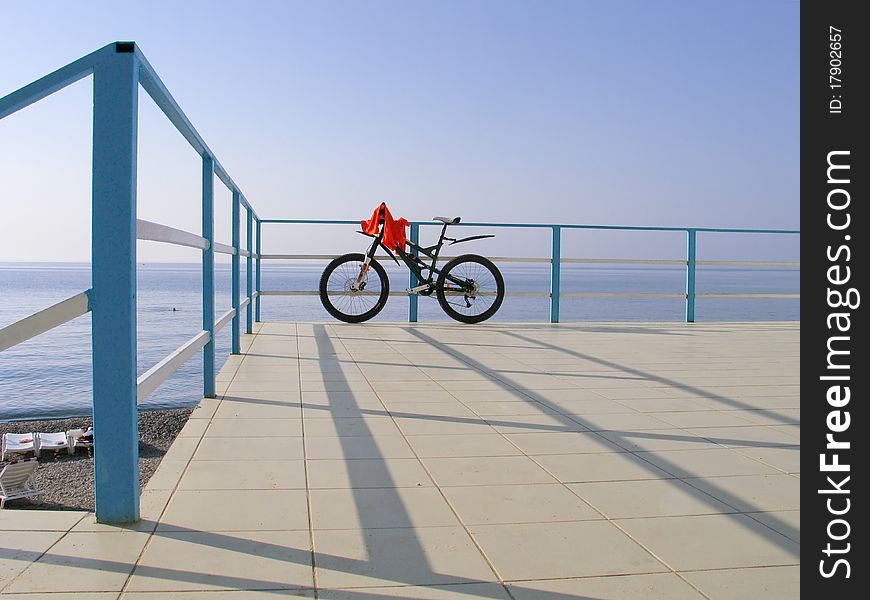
[0,321,800,598]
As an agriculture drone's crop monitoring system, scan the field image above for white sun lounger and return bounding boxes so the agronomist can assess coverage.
[66,428,94,450]
[1,433,37,461]
[0,458,43,509]
[35,432,73,455]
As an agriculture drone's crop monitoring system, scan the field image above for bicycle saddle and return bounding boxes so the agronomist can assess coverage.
[433,216,461,224]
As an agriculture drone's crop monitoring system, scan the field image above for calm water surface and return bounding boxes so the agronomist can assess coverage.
[0,262,798,420]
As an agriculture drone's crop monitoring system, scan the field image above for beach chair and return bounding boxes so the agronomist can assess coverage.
[0,458,43,509]
[36,432,73,455]
[1,433,36,461]
[66,428,94,451]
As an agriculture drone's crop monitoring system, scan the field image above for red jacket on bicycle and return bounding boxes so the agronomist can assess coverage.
[361,202,409,252]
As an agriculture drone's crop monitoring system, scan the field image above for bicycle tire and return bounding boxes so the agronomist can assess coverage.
[319,253,390,323]
[436,254,504,324]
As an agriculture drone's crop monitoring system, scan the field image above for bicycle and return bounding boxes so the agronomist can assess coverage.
[319,216,505,324]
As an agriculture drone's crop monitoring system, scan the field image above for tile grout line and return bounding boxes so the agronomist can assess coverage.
[506,335,790,580]
[1,321,796,598]
[117,326,259,595]
[333,323,515,599]
[2,328,260,597]
[386,327,696,590]
[298,322,320,597]
[369,325,534,600]
[456,327,801,525]
[0,511,93,594]
[480,326,797,598]
[411,328,760,598]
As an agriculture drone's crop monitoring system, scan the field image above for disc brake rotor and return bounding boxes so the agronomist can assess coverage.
[344,277,366,294]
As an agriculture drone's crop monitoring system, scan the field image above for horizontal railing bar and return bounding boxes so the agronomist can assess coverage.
[259,290,798,300]
[236,192,258,222]
[239,249,250,258]
[259,254,545,262]
[137,330,210,401]
[136,219,208,250]
[261,290,383,296]
[258,218,798,235]
[260,290,514,297]
[561,293,685,298]
[212,241,237,255]
[239,297,251,309]
[135,54,210,160]
[259,219,358,225]
[3,42,261,225]
[562,258,683,265]
[262,254,380,260]
[257,254,799,268]
[491,257,548,263]
[697,293,800,299]
[698,260,800,267]
[260,290,421,297]
[0,291,91,353]
[279,290,680,298]
[214,308,236,333]
[134,49,258,221]
[449,223,800,235]
[0,44,111,120]
[259,290,663,298]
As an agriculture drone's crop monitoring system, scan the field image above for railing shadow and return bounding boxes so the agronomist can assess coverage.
[247,351,647,383]
[0,525,596,598]
[501,331,798,427]
[2,322,798,595]
[306,323,507,593]
[403,327,800,552]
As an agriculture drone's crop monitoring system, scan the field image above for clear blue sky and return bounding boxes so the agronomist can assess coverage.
[0,0,799,262]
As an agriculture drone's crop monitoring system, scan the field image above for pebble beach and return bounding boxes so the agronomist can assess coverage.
[0,408,193,511]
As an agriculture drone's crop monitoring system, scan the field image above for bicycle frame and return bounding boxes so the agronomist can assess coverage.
[359,222,493,294]
[321,216,505,324]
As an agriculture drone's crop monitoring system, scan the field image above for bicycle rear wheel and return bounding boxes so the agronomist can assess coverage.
[319,253,390,323]
[436,254,504,323]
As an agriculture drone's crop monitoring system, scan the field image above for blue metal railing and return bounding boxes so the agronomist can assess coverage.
[1,42,262,523]
[256,219,799,324]
[551,226,562,323]
[0,42,800,524]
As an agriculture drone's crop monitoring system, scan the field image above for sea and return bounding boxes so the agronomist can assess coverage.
[0,262,798,421]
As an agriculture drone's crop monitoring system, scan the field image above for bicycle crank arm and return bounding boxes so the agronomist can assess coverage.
[406,283,433,294]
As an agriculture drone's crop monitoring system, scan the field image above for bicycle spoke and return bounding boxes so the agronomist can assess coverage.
[323,259,383,316]
[439,257,502,319]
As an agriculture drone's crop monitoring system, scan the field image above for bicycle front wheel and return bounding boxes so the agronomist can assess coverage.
[319,253,390,323]
[436,254,504,323]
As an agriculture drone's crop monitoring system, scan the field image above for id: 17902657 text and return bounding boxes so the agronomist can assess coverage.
[829,26,843,114]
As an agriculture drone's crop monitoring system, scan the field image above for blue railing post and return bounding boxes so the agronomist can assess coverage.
[246,208,253,333]
[408,222,420,322]
[550,226,561,323]
[202,156,215,397]
[255,219,262,322]
[90,43,140,523]
[231,189,240,354]
[685,229,697,323]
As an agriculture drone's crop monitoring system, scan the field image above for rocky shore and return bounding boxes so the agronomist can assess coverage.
[0,407,193,511]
